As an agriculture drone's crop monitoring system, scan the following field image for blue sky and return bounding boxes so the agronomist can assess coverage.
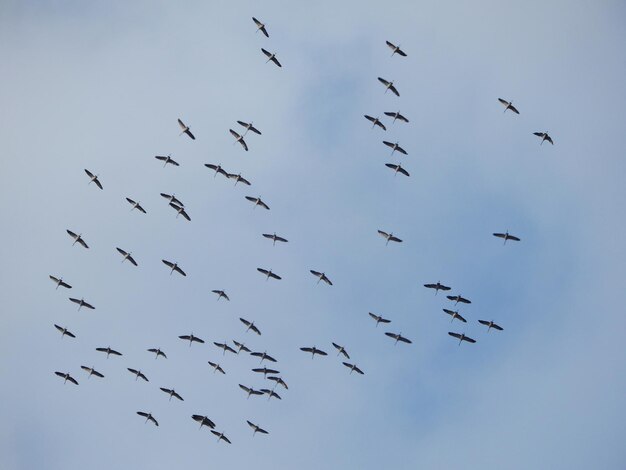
[1,1,625,469]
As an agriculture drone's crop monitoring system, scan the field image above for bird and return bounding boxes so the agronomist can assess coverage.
[245,195,270,210]
[384,332,412,345]
[147,348,167,359]
[84,169,103,190]
[229,129,249,151]
[169,203,191,221]
[369,312,391,326]
[383,140,407,156]
[66,230,89,248]
[127,368,149,382]
[160,193,184,207]
[493,231,521,244]
[237,120,262,136]
[448,332,476,345]
[178,118,195,139]
[160,387,184,401]
[260,389,282,401]
[446,294,471,305]
[261,48,281,67]
[533,132,554,145]
[364,115,386,131]
[267,376,288,390]
[424,281,451,295]
[162,260,186,276]
[212,290,230,301]
[384,111,409,123]
[250,351,277,364]
[80,366,104,379]
[239,384,264,399]
[233,341,251,354]
[211,430,231,444]
[342,362,364,375]
[300,346,328,358]
[378,77,400,96]
[126,197,146,213]
[179,333,205,347]
[54,324,76,338]
[247,420,269,436]
[155,154,179,167]
[204,163,229,178]
[49,275,72,290]
[54,371,78,385]
[257,267,282,281]
[95,346,122,358]
[252,17,269,37]
[192,415,216,429]
[310,270,332,285]
[498,98,520,114]
[227,173,251,186]
[252,367,279,377]
[386,40,407,57]
[332,342,350,359]
[136,411,158,426]
[262,233,288,245]
[208,361,226,374]
[378,230,402,245]
[240,318,261,335]
[116,247,138,266]
[214,341,237,355]
[443,309,467,323]
[478,320,504,332]
[69,297,95,311]
[385,163,410,177]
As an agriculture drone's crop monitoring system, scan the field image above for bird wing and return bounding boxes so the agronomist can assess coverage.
[239,138,248,151]
[385,163,397,170]
[458,297,471,304]
[364,115,376,123]
[509,235,521,241]
[378,121,387,130]
[116,247,128,256]
[492,324,504,331]
[271,57,282,67]
[179,335,191,341]
[463,336,477,343]
[389,85,400,97]
[177,118,186,129]
[384,112,396,117]
[194,337,205,344]
[448,332,462,340]
[237,120,249,128]
[162,259,174,268]
[239,384,251,393]
[378,77,390,86]
[93,370,105,378]
[239,176,251,185]
[230,129,242,139]
[310,270,321,277]
[250,325,261,335]
[443,309,456,316]
[498,98,509,106]
[322,276,333,285]
[259,200,270,210]
[316,349,328,356]
[66,229,77,239]
[398,166,410,177]
[397,114,409,122]
[174,266,186,276]
[533,132,544,137]
[94,179,103,190]
[126,197,136,205]
[383,141,394,149]
[509,105,520,114]
[269,272,281,280]
[378,230,390,238]
[155,156,167,161]
[398,336,412,344]
[546,135,554,145]
[386,40,396,50]
[300,347,313,353]
[110,349,122,355]
[389,236,402,243]
[77,238,89,249]
[396,48,407,57]
[457,314,467,323]
[128,255,137,266]
[240,317,252,327]
[205,163,217,170]
[261,48,272,58]
[180,210,191,221]
[249,125,261,135]
[478,320,490,326]
[257,268,269,276]
[84,169,94,179]
[385,332,398,339]
[354,366,364,374]
[82,301,95,309]
[67,376,79,385]
[493,233,506,239]
[397,145,407,155]
[173,391,184,401]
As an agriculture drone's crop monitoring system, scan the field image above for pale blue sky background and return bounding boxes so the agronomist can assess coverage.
[1,1,625,469]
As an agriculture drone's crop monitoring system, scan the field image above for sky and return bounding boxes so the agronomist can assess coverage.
[1,0,625,469]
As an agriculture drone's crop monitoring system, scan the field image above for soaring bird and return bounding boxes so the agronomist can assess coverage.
[127,368,149,382]
[147,348,167,359]
[233,340,251,354]
[364,115,386,131]
[214,341,237,355]
[211,430,232,444]
[342,362,364,375]
[96,346,122,358]
[257,268,281,281]
[116,247,137,266]
[179,333,205,347]
[250,351,277,364]
[443,309,467,323]
[54,324,76,338]
[208,361,226,374]
[261,48,281,67]
[493,231,521,244]
[310,270,332,285]
[247,420,269,436]
[262,233,288,245]
[204,163,229,178]
[386,41,407,57]
[385,163,410,177]
[478,320,504,332]
[66,230,89,249]
[378,77,399,96]
[160,193,184,207]
[84,169,103,190]
[446,294,471,305]
[160,387,184,401]
[498,98,519,114]
[383,140,407,156]
[80,366,104,379]
[300,346,328,358]
[533,132,554,145]
[227,173,251,186]
[448,332,476,345]
[178,118,195,139]
[69,297,95,311]
[332,342,350,359]
[260,389,281,401]
[424,281,451,295]
[162,260,186,276]
[169,203,191,221]
[267,376,288,390]
[49,275,72,290]
[240,318,261,335]
[229,129,248,151]
[126,197,147,213]
[155,155,179,167]
[239,384,264,399]
[245,195,270,210]
[252,17,269,37]
[384,332,412,345]
[237,120,262,136]
[212,290,230,301]
[192,414,216,429]
[136,411,158,426]
[369,312,391,326]
[55,371,78,385]
[378,230,402,245]
[252,367,279,377]
[384,111,409,123]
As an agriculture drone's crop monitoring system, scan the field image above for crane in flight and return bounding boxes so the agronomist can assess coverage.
[261,389,282,401]
[498,98,519,114]
[147,348,167,359]
[212,289,230,301]
[160,193,184,207]
[214,341,237,355]
[383,140,407,156]
[229,129,249,151]
[50,275,72,290]
[54,324,76,338]
[237,120,262,136]
[66,230,89,249]
[211,430,232,444]
[162,260,186,276]
[384,111,409,124]
[251,350,277,364]
[169,203,191,221]
[252,17,269,37]
[533,132,554,145]
[478,320,504,332]
[378,77,400,96]
[446,294,471,305]
[240,318,261,335]
[126,198,146,213]
[179,333,205,347]
[378,230,402,245]
[310,270,332,285]
[127,368,149,382]
[252,367,279,377]
[178,118,195,139]
[384,332,412,345]
[261,48,282,67]
[204,163,229,178]
[300,346,328,359]
[267,376,288,390]
[245,195,270,210]
[84,169,103,190]
[385,163,410,177]
[369,312,391,326]
[69,297,95,311]
[257,267,282,281]
[116,247,138,266]
[239,384,264,399]
[160,387,184,401]
[228,173,251,186]
[364,115,386,130]
[342,362,364,375]
[208,361,226,374]
[247,420,269,436]
[233,341,251,354]
[332,342,350,359]
[448,332,476,345]
[192,415,216,429]
[386,41,407,57]
[55,371,78,385]
[263,232,288,245]
[80,366,104,379]
[423,281,451,295]
[443,309,467,323]
[96,346,122,358]
[493,231,521,244]
[155,155,179,167]
[137,412,158,426]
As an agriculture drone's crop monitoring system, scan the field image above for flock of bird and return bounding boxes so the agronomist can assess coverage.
[50,15,553,445]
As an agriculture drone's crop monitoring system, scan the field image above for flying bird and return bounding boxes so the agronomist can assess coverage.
[84,169,103,190]
[233,340,251,354]
[252,367,279,377]
[261,48,281,67]
[252,17,269,37]
[116,247,137,266]
[137,411,158,426]
[126,197,146,213]
[245,195,270,210]
[446,294,471,305]
[260,389,282,401]
[533,132,554,145]
[55,371,78,385]
[155,155,179,167]
[160,387,184,401]
[69,297,95,311]
[229,129,249,151]
[169,203,191,221]
[369,312,391,326]
[342,362,364,375]
[227,173,251,186]
[95,346,122,358]
[300,346,328,358]
[49,275,72,290]
[332,342,350,359]
[237,120,262,136]
[257,267,281,281]
[208,361,226,374]
[262,233,288,245]
[478,320,504,332]
[211,430,231,444]
[240,318,261,335]
[498,98,519,114]
[127,368,149,382]
[385,163,410,177]
[192,415,216,429]
[267,376,288,390]
[250,351,277,364]
[54,324,76,338]
[378,230,402,245]
[493,231,521,244]
[179,333,205,347]
[178,118,195,140]
[147,348,167,359]
[448,332,476,345]
[214,341,237,355]
[212,290,230,301]
[162,260,186,276]
[66,230,89,249]
[378,77,400,96]
[383,140,407,156]
[204,163,229,178]
[364,115,386,131]
[239,384,264,399]
[424,281,451,295]
[386,41,407,57]
[385,332,412,345]
[443,309,467,323]
[160,193,184,207]
[310,270,332,285]
[80,366,104,379]
[384,111,409,123]
[247,420,269,436]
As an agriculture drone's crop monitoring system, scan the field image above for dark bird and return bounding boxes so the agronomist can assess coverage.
[208,361,226,374]
[95,346,122,358]
[493,231,521,244]
[300,346,328,358]
[80,365,104,378]
[310,270,332,285]
[147,348,167,359]
[204,163,229,178]
[369,312,391,326]
[50,275,72,290]
[424,281,451,295]
[385,163,410,177]
[192,414,216,429]
[364,115,386,131]
[251,351,277,364]
[446,294,471,305]
[66,230,89,249]
[267,376,288,390]
[211,430,231,444]
[443,308,467,323]
[162,260,186,276]
[252,17,269,37]
[533,132,554,145]
[69,297,95,311]
[54,324,76,338]
[378,230,402,245]
[257,267,281,281]
[127,368,149,382]
[212,289,230,301]
[448,332,476,345]
[233,340,251,354]
[261,48,281,67]
[84,169,103,190]
[247,420,269,436]
[383,140,407,156]
[260,389,282,401]
[126,197,147,213]
[55,371,78,385]
[378,77,400,96]
[342,362,364,375]
[239,384,264,398]
[332,342,350,359]
[179,333,205,347]
[498,98,519,114]
[178,118,195,140]
[229,129,248,151]
[245,195,270,210]
[227,173,251,186]
[214,341,237,355]
[160,387,184,401]
[478,320,504,332]
[384,110,409,123]
[240,318,261,335]
[386,40,407,57]
[137,411,158,426]
[237,120,262,136]
[384,332,412,345]
[169,203,191,221]
[116,247,137,266]
[160,193,184,207]
[155,154,179,167]
[263,232,288,245]
[252,367,279,377]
